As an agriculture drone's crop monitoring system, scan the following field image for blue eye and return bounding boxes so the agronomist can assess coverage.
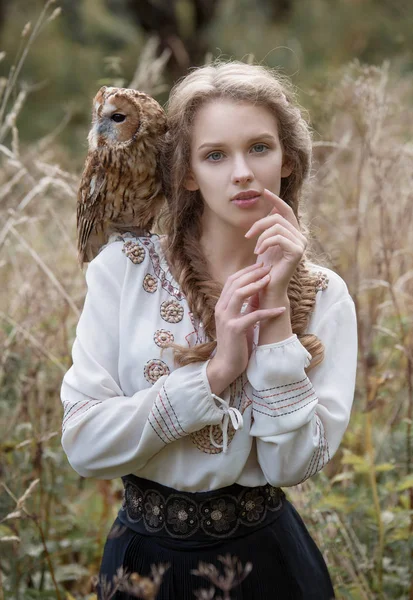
[252,144,268,153]
[207,151,224,161]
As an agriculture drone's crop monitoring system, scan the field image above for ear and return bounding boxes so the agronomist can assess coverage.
[184,171,199,191]
[281,158,293,178]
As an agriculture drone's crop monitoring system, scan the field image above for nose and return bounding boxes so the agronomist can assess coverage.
[231,155,254,185]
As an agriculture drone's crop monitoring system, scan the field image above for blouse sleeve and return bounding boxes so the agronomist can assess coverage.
[246,289,357,487]
[60,242,223,479]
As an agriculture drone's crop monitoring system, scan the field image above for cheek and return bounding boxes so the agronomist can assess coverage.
[255,160,283,184]
[197,165,223,190]
[199,180,219,201]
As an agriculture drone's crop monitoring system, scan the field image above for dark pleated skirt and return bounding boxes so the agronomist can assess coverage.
[97,477,335,600]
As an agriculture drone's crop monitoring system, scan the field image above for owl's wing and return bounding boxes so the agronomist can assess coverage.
[77,157,107,266]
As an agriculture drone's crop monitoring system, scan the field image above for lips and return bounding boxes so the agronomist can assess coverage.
[231,190,261,201]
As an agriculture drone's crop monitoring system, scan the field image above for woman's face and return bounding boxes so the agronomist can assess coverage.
[186,99,293,232]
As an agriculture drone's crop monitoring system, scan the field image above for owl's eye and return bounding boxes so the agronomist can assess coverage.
[111,113,126,123]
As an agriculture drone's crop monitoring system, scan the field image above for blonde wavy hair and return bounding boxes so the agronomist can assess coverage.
[156,60,324,371]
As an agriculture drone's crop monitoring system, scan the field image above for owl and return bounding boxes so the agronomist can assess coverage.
[77,86,167,266]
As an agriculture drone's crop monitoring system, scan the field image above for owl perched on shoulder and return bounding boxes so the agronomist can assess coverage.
[77,86,167,267]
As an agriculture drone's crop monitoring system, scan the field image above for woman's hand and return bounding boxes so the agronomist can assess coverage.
[244,188,307,300]
[207,262,287,393]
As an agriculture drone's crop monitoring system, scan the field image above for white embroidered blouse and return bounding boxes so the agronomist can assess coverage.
[60,233,358,492]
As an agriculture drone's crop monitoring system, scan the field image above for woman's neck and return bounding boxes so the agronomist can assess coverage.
[199,229,257,287]
[159,228,257,287]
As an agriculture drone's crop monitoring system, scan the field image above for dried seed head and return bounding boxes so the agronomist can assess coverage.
[49,7,62,21]
[21,22,31,38]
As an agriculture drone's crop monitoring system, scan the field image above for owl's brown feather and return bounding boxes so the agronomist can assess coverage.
[77,86,167,267]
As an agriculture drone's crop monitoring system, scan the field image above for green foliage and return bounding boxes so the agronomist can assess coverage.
[1,0,413,161]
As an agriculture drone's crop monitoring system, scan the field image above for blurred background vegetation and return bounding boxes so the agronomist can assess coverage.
[0,1,413,599]
[1,0,413,165]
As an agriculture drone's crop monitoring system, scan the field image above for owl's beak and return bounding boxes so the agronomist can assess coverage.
[96,122,109,136]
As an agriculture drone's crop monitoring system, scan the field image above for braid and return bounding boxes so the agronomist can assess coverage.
[182,219,219,337]
[288,259,325,370]
[164,209,219,366]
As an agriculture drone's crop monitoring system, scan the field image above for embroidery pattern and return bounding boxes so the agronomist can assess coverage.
[190,373,252,454]
[251,376,317,418]
[241,488,265,522]
[62,399,102,434]
[144,492,166,530]
[298,414,331,484]
[121,479,284,539]
[122,240,146,264]
[144,359,170,384]
[143,273,158,293]
[154,329,174,348]
[160,299,184,324]
[148,384,188,444]
[117,234,184,300]
[140,236,184,301]
[315,271,329,292]
[201,498,237,534]
[185,311,208,347]
[167,497,198,535]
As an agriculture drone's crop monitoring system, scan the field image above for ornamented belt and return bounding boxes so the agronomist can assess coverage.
[118,474,286,541]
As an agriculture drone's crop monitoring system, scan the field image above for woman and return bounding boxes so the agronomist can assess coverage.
[61,61,357,599]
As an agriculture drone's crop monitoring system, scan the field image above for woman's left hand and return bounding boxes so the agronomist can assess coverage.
[244,188,307,300]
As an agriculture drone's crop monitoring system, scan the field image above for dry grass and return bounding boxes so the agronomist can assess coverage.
[289,60,413,599]
[0,5,412,600]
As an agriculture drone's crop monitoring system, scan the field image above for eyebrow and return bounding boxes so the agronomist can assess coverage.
[197,133,277,151]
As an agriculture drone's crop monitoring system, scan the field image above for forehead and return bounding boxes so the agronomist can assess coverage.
[191,100,279,143]
[94,88,134,116]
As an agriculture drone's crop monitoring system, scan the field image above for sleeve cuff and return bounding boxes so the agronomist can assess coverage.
[247,334,312,391]
[163,360,224,434]
[255,333,300,350]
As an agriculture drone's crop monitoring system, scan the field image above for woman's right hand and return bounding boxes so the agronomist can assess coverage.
[206,262,287,395]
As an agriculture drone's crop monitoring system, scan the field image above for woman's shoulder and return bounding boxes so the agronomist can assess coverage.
[91,232,165,270]
[84,233,156,287]
[88,232,183,300]
[306,261,353,306]
[305,262,356,343]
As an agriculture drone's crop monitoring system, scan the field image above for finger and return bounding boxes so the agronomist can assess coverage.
[244,291,260,314]
[263,188,295,220]
[218,262,264,307]
[221,265,271,311]
[226,272,272,314]
[236,306,287,331]
[245,212,301,240]
[255,223,305,253]
[225,261,265,283]
[255,235,304,257]
[220,264,271,311]
[244,188,295,232]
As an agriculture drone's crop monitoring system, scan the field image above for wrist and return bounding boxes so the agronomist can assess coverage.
[258,300,293,346]
[206,358,233,396]
[260,291,290,310]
